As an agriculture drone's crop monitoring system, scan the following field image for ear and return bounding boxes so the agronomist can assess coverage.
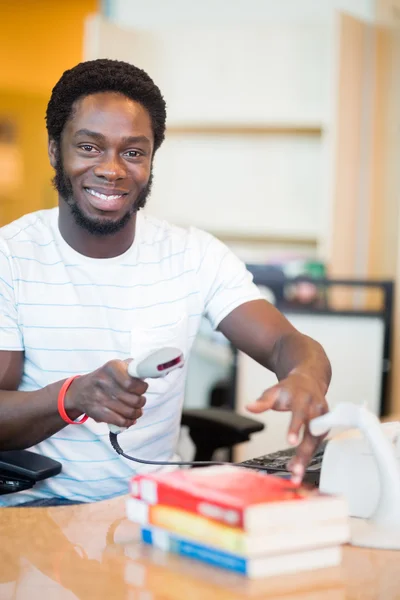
[48,138,58,169]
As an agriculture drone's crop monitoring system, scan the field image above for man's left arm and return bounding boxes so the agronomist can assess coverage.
[218,299,331,483]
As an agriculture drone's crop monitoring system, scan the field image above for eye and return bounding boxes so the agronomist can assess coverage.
[79,144,97,152]
[124,150,142,159]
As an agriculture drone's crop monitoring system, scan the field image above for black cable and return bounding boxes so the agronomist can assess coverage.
[109,432,273,471]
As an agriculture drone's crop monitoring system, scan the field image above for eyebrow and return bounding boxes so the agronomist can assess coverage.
[73,129,151,146]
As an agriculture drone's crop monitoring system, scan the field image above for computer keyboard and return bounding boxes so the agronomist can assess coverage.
[241,440,328,487]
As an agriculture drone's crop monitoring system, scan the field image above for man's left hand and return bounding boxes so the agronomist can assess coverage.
[246,372,328,484]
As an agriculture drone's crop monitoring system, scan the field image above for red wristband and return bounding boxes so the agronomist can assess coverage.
[58,375,88,425]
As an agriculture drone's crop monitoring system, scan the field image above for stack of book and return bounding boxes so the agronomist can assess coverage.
[126,465,349,579]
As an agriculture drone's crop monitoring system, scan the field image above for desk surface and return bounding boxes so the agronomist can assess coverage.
[0,495,399,600]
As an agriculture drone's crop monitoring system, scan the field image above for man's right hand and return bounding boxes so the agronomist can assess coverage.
[64,359,148,428]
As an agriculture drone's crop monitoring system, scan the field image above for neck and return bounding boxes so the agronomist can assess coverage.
[57,200,137,259]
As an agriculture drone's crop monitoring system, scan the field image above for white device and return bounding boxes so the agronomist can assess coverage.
[108,347,184,435]
[318,423,400,520]
[310,403,400,550]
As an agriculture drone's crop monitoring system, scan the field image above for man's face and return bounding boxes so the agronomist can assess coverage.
[49,92,154,236]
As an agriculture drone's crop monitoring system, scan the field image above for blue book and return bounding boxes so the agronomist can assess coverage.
[140,526,341,578]
[141,525,247,574]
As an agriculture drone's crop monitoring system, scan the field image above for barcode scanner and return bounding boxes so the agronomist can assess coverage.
[127,346,184,379]
[108,347,184,435]
[107,347,280,473]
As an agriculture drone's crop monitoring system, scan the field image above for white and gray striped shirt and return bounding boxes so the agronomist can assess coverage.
[0,207,261,505]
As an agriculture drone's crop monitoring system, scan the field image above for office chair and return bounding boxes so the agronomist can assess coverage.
[0,403,264,496]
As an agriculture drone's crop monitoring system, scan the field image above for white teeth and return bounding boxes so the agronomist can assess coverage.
[86,189,123,201]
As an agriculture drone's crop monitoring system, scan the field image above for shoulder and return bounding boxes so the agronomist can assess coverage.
[0,208,57,254]
[139,213,217,257]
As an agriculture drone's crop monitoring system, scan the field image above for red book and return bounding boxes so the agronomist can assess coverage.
[130,466,347,532]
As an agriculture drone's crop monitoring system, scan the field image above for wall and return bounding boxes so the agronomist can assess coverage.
[85,15,331,251]
[0,0,99,95]
[0,0,98,226]
[107,0,374,27]
[105,2,397,259]
[0,92,53,226]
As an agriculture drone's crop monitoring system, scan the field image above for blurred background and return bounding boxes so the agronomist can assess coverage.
[1,0,400,458]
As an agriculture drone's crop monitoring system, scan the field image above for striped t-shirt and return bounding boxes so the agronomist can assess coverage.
[0,208,261,505]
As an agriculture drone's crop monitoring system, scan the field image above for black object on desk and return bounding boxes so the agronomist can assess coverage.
[240,440,328,487]
[0,450,62,494]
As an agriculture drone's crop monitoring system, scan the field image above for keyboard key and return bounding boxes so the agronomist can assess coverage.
[240,440,328,487]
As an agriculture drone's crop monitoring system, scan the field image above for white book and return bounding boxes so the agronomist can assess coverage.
[141,525,343,579]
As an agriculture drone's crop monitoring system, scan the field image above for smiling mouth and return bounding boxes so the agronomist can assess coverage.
[83,187,129,212]
[85,188,127,201]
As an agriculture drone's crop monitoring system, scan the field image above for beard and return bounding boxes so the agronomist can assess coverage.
[52,151,153,236]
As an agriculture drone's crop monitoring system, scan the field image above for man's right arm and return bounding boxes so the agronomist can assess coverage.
[0,242,147,450]
[0,350,147,451]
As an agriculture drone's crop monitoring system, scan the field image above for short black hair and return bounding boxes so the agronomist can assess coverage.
[46,58,166,153]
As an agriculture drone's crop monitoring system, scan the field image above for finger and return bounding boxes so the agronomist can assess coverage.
[91,405,138,429]
[288,427,322,484]
[97,390,146,420]
[286,436,324,472]
[105,361,149,395]
[309,398,329,421]
[287,399,328,472]
[287,393,311,446]
[112,405,143,422]
[114,403,143,421]
[246,384,291,413]
[115,393,147,411]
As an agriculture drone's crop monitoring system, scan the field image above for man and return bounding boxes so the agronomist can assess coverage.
[0,59,330,506]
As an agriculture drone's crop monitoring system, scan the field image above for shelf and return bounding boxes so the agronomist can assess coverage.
[166,124,323,136]
[208,231,318,246]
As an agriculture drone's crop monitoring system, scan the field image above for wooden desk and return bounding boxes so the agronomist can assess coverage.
[0,495,399,600]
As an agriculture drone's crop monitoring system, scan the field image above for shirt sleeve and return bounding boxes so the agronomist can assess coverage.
[0,239,23,350]
[190,228,263,329]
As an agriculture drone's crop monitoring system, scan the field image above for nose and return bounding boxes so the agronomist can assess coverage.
[93,152,126,182]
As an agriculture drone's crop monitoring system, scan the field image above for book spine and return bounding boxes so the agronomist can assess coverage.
[127,499,350,557]
[141,526,248,575]
[131,477,244,528]
[126,498,246,554]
